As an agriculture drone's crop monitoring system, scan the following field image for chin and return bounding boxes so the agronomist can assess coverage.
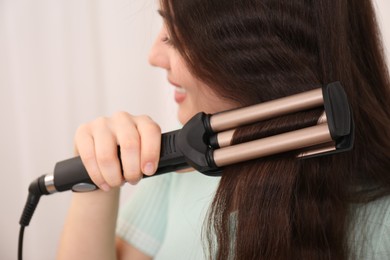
[177,109,195,125]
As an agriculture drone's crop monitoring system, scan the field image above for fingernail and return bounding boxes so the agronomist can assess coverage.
[129,178,140,185]
[143,162,155,175]
[100,183,111,192]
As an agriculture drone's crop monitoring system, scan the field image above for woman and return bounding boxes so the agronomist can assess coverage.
[57,0,390,259]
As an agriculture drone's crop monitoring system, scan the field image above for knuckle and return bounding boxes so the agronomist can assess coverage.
[76,123,89,133]
[82,152,96,165]
[124,165,140,176]
[138,114,152,121]
[96,151,116,166]
[120,138,139,151]
[112,111,132,121]
[149,121,162,133]
[137,115,161,132]
[106,175,123,187]
[74,123,89,139]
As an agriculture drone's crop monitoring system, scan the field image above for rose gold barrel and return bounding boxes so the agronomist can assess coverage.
[210,88,324,132]
[216,129,235,148]
[317,112,327,124]
[298,142,336,158]
[213,123,332,167]
[215,110,328,149]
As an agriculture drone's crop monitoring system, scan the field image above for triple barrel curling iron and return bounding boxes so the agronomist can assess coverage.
[19,82,354,245]
[30,82,354,196]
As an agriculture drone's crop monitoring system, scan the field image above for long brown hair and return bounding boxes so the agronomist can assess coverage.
[161,0,390,259]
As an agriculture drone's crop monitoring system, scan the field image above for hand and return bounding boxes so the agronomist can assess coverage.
[74,112,161,191]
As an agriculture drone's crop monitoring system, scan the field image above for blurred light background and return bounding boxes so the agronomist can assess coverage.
[0,0,389,259]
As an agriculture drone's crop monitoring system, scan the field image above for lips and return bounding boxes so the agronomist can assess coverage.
[174,87,187,103]
[169,79,187,104]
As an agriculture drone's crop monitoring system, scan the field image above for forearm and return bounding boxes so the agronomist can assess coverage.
[56,188,120,260]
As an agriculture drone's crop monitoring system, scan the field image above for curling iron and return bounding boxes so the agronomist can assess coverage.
[18,81,354,259]
[25,82,354,196]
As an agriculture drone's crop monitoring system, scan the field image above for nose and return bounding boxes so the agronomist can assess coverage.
[148,29,170,69]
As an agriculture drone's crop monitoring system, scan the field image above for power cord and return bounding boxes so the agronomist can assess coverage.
[18,225,25,260]
[19,176,48,260]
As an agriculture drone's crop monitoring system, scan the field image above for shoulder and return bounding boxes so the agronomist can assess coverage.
[348,195,390,259]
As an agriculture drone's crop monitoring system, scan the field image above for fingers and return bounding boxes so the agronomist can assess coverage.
[113,112,142,185]
[93,117,123,188]
[74,122,111,191]
[115,114,161,183]
[74,112,162,191]
[135,116,161,176]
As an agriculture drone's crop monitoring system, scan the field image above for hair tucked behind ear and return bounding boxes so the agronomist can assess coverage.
[161,0,390,259]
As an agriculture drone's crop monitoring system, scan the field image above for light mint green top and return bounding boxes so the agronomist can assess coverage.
[116,171,390,259]
[116,172,220,259]
[347,194,390,259]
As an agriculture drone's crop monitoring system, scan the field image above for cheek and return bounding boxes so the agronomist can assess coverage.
[173,57,191,79]
[194,89,237,114]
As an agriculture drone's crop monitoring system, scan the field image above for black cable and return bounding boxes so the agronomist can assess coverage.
[18,225,25,260]
[19,176,47,260]
[18,192,39,260]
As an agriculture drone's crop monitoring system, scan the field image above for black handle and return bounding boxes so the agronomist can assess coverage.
[53,156,93,192]
[53,129,188,192]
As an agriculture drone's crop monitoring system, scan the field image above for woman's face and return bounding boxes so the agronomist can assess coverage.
[148,26,237,124]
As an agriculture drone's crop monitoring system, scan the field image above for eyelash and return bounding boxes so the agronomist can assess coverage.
[162,36,175,46]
